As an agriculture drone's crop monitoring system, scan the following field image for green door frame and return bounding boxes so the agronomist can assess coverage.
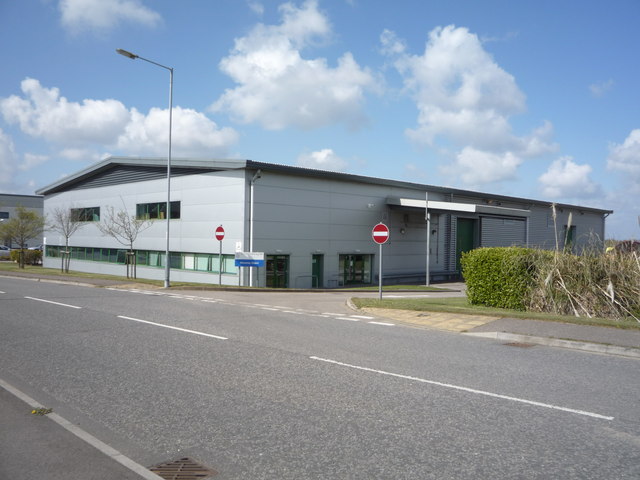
[266,255,289,288]
[311,254,323,288]
[456,218,477,273]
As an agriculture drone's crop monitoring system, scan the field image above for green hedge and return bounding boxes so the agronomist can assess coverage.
[461,247,552,310]
[9,249,42,265]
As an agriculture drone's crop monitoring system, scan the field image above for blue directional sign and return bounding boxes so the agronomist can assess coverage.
[234,252,265,267]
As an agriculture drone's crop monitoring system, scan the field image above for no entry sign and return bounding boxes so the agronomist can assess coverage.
[215,225,225,241]
[372,223,390,244]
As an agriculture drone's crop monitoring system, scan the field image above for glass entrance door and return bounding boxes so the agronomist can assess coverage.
[339,254,372,285]
[311,254,323,288]
[266,255,289,288]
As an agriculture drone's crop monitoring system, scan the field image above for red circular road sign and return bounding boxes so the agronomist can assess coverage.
[372,223,390,244]
[215,226,225,241]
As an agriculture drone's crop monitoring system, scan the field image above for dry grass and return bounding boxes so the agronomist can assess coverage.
[528,249,640,322]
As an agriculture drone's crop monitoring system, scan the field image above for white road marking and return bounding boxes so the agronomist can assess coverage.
[25,296,81,309]
[117,315,228,340]
[0,290,5,294]
[336,317,360,322]
[0,378,164,480]
[350,315,374,319]
[309,356,614,421]
[368,321,395,326]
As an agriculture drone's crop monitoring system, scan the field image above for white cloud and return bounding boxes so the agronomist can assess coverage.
[296,148,347,171]
[589,79,614,98]
[247,1,264,16]
[59,148,102,162]
[118,107,239,157]
[211,0,377,130]
[539,156,601,199]
[0,128,17,191]
[0,78,130,145]
[443,147,522,186]
[607,129,640,183]
[19,153,49,171]
[1,78,239,159]
[384,25,557,186]
[59,0,161,33]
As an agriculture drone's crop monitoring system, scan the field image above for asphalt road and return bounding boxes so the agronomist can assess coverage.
[1,277,639,479]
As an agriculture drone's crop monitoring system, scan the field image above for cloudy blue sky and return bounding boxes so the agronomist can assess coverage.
[1,0,638,238]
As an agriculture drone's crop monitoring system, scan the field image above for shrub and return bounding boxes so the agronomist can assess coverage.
[461,247,552,310]
[9,249,42,265]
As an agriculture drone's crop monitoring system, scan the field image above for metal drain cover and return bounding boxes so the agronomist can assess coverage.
[504,342,535,348]
[149,457,217,479]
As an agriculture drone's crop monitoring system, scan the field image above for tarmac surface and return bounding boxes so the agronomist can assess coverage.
[1,269,638,479]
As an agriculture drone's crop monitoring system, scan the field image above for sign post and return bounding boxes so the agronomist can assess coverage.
[372,223,390,299]
[215,225,225,285]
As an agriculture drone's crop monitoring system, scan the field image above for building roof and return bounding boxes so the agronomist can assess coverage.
[35,156,613,215]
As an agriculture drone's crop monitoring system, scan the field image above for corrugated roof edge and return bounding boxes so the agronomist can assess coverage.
[245,160,613,215]
[34,156,612,215]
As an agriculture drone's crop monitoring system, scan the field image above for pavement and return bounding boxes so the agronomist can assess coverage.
[1,269,639,479]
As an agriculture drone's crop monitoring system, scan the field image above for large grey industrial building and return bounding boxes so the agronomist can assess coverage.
[0,193,44,249]
[36,156,611,288]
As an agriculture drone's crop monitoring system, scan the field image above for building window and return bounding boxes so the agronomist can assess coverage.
[45,245,237,276]
[136,201,180,220]
[70,207,100,222]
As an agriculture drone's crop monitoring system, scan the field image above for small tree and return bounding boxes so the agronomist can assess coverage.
[97,205,151,278]
[48,206,85,273]
[0,206,45,268]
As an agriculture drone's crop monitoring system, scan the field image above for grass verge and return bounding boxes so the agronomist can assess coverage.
[351,296,640,330]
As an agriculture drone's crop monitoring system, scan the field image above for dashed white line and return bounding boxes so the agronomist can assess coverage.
[117,315,228,340]
[336,317,360,322]
[309,356,614,421]
[25,296,82,309]
[368,321,395,326]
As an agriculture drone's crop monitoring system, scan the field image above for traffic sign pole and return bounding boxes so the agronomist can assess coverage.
[215,226,225,285]
[379,242,383,300]
[371,223,390,300]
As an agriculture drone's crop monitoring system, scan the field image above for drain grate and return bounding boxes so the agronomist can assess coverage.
[504,342,535,348]
[149,457,217,480]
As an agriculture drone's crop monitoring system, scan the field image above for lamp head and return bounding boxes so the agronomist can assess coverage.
[116,48,138,59]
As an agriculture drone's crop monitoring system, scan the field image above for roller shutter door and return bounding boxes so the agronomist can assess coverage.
[480,217,526,247]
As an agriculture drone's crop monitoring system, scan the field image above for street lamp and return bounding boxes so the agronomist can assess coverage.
[116,48,173,288]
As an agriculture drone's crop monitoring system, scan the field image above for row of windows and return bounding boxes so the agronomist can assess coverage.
[136,201,181,220]
[45,245,237,274]
[67,202,182,223]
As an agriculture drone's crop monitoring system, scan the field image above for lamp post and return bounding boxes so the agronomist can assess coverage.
[116,48,173,288]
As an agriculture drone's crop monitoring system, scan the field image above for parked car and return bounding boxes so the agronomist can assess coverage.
[28,244,44,250]
[0,245,11,258]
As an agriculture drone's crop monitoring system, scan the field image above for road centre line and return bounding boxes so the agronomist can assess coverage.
[368,321,395,326]
[309,356,614,421]
[25,296,82,309]
[117,315,228,340]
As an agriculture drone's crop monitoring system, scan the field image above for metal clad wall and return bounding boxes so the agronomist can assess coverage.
[480,217,526,247]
